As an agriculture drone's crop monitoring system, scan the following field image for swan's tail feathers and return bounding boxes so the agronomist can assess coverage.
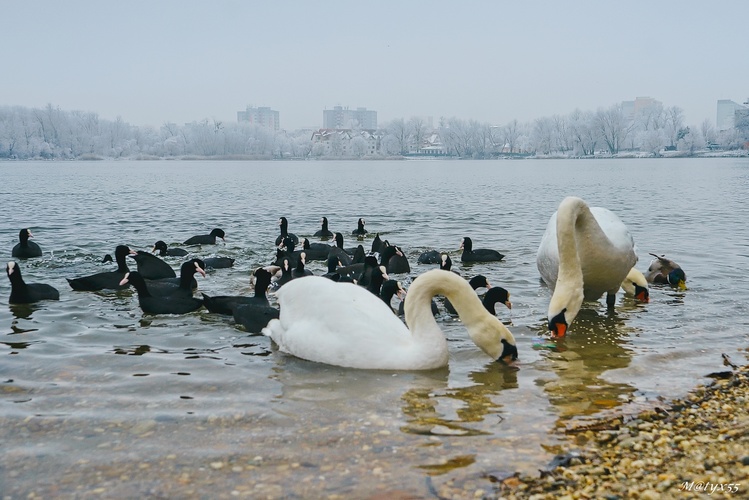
[261,318,282,338]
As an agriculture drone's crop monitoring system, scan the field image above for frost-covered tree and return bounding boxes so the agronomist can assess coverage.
[594,104,631,154]
[385,118,408,155]
[663,106,685,148]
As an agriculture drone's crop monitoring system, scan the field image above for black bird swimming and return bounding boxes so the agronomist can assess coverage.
[292,252,313,279]
[275,217,299,247]
[119,271,204,315]
[203,256,235,269]
[183,228,225,245]
[301,238,331,262]
[233,302,280,335]
[152,240,189,257]
[378,243,410,274]
[130,251,176,280]
[328,233,353,266]
[459,237,505,263]
[12,229,42,259]
[481,286,512,315]
[313,217,334,239]
[417,250,441,264]
[67,245,136,291]
[203,267,274,316]
[352,218,368,237]
[6,261,59,304]
[145,259,206,298]
[379,279,406,314]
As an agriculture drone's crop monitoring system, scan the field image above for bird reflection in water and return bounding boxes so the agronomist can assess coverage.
[400,362,518,437]
[533,307,640,420]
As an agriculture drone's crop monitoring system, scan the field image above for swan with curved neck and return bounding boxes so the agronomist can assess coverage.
[537,196,637,337]
[621,267,650,302]
[262,269,518,370]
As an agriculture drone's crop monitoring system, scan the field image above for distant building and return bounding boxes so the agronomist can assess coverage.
[310,128,382,156]
[621,96,662,121]
[237,106,280,131]
[323,106,377,129]
[717,99,748,131]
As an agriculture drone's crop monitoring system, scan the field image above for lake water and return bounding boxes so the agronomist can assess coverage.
[1,158,748,497]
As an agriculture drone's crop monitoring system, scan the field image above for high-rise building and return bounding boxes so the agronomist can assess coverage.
[621,96,661,121]
[237,106,280,131]
[717,99,748,131]
[323,106,377,129]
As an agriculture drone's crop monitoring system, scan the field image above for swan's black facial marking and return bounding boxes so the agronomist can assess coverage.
[549,308,568,337]
[634,283,649,302]
[497,338,518,364]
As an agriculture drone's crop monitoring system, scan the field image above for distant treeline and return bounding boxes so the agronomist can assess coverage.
[1,103,747,160]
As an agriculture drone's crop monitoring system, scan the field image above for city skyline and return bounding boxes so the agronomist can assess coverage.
[3,1,748,130]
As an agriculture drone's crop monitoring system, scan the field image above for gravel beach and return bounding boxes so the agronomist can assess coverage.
[468,358,749,500]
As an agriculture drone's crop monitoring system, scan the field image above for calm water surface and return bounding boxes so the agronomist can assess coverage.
[1,159,748,497]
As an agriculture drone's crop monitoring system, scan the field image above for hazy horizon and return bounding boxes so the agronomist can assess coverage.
[4,1,748,130]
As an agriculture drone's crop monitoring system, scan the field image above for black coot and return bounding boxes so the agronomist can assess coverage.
[203,268,273,316]
[12,229,42,259]
[274,217,299,247]
[460,237,504,263]
[183,228,225,245]
[130,251,176,280]
[313,217,334,239]
[119,271,204,314]
[67,245,135,291]
[146,259,206,297]
[7,261,59,303]
[417,250,441,264]
[352,218,368,237]
[152,240,189,257]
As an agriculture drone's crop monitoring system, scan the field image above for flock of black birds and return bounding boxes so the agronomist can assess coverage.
[6,218,511,334]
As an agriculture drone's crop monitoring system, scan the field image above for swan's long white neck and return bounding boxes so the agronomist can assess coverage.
[404,270,515,360]
[550,196,608,321]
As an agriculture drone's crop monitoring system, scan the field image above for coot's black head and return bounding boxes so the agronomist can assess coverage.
[468,274,490,290]
[210,228,225,240]
[440,254,452,271]
[18,229,32,243]
[6,261,20,280]
[152,240,168,255]
[184,258,207,277]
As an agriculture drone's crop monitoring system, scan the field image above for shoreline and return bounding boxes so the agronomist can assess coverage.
[453,358,749,499]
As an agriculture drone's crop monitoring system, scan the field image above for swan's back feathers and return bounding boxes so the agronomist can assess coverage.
[263,276,436,369]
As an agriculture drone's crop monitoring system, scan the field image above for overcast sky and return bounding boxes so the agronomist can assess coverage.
[4,1,747,130]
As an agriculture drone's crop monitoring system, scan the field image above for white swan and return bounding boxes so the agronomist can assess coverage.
[261,269,518,370]
[536,196,637,337]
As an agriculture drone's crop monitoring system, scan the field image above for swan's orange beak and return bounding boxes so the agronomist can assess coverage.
[549,310,567,338]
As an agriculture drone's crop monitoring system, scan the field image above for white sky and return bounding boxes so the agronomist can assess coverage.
[4,0,747,130]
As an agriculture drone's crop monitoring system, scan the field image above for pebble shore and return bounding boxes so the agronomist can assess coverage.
[466,361,749,499]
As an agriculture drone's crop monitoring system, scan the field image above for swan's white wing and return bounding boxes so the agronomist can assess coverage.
[536,211,560,289]
[589,207,635,255]
[264,276,415,369]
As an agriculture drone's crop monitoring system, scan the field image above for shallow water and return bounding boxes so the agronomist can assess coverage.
[1,158,748,497]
